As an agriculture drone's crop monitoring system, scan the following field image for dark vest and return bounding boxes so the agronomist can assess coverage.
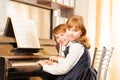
[56,45,96,80]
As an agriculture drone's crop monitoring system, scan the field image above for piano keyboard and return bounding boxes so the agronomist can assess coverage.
[8,58,42,68]
[11,62,38,67]
[8,59,42,72]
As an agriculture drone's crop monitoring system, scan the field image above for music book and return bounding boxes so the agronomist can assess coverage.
[3,17,40,50]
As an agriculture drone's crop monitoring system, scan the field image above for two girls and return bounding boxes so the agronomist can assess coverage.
[37,15,96,80]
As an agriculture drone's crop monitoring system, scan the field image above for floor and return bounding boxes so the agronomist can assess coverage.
[30,77,42,80]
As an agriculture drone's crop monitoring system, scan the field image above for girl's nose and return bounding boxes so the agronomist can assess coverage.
[69,33,73,36]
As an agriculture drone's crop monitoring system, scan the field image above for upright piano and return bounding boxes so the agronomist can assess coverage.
[0,36,58,80]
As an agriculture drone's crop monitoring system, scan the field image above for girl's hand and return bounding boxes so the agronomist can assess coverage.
[49,56,58,62]
[49,56,65,62]
[44,60,53,65]
[36,60,53,66]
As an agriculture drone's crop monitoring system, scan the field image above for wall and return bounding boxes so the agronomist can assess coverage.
[74,0,89,24]
[0,0,51,39]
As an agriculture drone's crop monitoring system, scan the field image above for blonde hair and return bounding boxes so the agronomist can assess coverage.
[66,15,91,49]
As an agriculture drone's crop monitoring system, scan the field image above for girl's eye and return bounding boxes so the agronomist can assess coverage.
[61,34,64,36]
[55,37,59,39]
[67,28,71,31]
[73,29,77,32]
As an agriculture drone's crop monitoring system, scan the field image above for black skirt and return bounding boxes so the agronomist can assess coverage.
[56,67,97,80]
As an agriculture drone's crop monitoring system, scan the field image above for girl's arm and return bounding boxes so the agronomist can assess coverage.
[41,43,84,75]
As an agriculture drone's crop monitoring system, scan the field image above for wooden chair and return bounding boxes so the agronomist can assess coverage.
[92,47,114,80]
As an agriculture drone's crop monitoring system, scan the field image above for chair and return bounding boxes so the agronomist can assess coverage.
[92,47,114,80]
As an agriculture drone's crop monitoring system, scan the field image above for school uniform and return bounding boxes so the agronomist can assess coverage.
[56,42,97,80]
[42,41,97,80]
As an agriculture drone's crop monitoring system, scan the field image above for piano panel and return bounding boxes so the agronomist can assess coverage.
[0,57,6,80]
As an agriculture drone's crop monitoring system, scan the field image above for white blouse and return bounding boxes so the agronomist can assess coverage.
[42,42,84,75]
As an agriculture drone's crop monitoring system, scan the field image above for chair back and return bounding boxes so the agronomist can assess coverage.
[92,47,114,80]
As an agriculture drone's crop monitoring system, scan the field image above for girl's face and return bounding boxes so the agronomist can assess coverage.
[55,32,69,46]
[66,27,82,41]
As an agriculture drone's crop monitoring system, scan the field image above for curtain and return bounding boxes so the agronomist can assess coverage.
[87,0,120,80]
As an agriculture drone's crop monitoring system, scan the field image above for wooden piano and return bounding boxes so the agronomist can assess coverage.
[0,36,58,80]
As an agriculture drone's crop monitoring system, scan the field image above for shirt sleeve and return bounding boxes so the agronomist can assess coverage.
[42,43,84,75]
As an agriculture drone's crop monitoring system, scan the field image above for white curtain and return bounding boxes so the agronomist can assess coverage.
[87,0,120,80]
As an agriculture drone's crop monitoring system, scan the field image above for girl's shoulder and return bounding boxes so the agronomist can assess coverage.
[70,41,84,48]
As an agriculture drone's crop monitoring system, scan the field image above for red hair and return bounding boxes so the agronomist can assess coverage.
[66,15,91,49]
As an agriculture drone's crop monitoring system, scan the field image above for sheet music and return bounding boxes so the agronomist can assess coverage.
[11,17,40,49]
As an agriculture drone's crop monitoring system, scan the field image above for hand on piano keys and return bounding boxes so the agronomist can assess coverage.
[37,59,54,66]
